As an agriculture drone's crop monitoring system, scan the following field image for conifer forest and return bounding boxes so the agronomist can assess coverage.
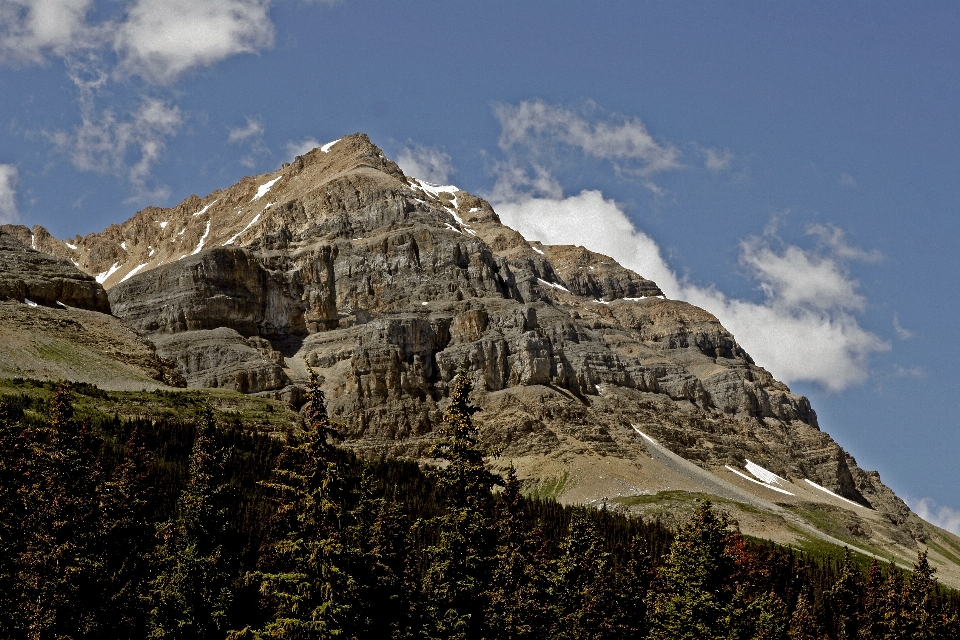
[1,373,957,639]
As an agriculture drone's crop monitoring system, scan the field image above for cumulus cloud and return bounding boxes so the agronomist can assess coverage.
[494,190,889,392]
[396,144,454,185]
[0,0,99,63]
[0,164,18,223]
[909,497,960,536]
[51,96,183,197]
[113,0,274,84]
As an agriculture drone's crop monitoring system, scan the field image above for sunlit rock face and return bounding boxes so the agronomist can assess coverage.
[49,134,914,540]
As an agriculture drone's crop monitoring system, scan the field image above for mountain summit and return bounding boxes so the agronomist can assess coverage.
[13,133,960,584]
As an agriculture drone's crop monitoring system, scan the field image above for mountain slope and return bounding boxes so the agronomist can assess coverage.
[17,134,960,585]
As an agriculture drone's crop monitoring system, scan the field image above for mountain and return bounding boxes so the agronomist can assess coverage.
[8,134,960,585]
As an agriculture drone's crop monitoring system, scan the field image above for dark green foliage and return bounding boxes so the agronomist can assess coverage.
[1,379,959,640]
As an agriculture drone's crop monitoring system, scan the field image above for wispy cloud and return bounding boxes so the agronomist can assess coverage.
[396,144,454,185]
[893,314,914,340]
[285,137,320,159]
[228,117,264,143]
[701,146,734,172]
[807,223,882,263]
[494,190,889,392]
[894,365,924,379]
[839,172,857,188]
[0,0,101,64]
[0,164,18,223]
[489,100,685,201]
[50,95,183,199]
[909,497,960,536]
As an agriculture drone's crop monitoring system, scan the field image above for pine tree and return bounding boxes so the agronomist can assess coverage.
[904,550,945,639]
[148,407,234,639]
[236,370,359,638]
[646,500,734,640]
[420,366,500,640]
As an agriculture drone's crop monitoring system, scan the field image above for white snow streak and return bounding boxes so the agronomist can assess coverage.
[96,262,121,284]
[159,221,169,229]
[531,246,545,255]
[120,241,127,250]
[321,138,341,153]
[537,278,570,292]
[223,213,261,246]
[24,298,38,307]
[120,263,149,283]
[252,177,282,201]
[191,221,211,255]
[804,479,869,509]
[65,242,77,250]
[631,425,658,445]
[193,200,218,216]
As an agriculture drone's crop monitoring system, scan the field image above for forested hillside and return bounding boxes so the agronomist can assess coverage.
[1,375,957,639]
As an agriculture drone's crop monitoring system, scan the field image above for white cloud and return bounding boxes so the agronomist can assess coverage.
[113,0,274,84]
[51,96,183,195]
[894,365,924,378]
[0,0,99,63]
[909,497,960,536]
[702,147,734,172]
[494,190,889,392]
[286,137,321,159]
[0,164,19,223]
[396,144,454,185]
[494,100,682,175]
[807,223,882,263]
[228,117,264,143]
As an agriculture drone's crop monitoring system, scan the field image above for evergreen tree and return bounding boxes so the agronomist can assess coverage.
[550,507,619,640]
[236,370,359,638]
[485,467,550,640]
[828,549,863,640]
[646,501,733,640]
[148,407,234,638]
[788,592,823,640]
[420,366,500,639]
[904,550,944,639]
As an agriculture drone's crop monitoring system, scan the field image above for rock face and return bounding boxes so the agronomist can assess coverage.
[68,134,924,551]
[0,227,111,313]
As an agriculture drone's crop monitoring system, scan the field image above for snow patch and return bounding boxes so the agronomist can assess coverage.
[24,298,38,307]
[745,459,785,485]
[148,247,155,257]
[120,263,149,283]
[623,297,649,302]
[159,221,169,229]
[321,138,341,153]
[469,207,479,212]
[421,301,428,306]
[191,221,211,255]
[595,299,610,305]
[537,278,570,293]
[443,223,463,235]
[96,262,121,284]
[804,479,870,509]
[120,241,127,250]
[224,213,261,246]
[531,246,545,255]
[65,242,77,250]
[193,200,217,216]
[30,235,35,250]
[252,176,282,201]
[725,466,795,496]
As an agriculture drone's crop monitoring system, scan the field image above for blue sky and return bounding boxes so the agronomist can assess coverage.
[1,1,958,533]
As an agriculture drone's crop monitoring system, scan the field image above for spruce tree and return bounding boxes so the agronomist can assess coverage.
[420,366,500,640]
[148,407,234,638]
[236,370,359,638]
[646,500,733,640]
[788,592,823,640]
[828,549,863,640]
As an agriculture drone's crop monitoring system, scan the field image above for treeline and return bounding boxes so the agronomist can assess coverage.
[0,375,958,639]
